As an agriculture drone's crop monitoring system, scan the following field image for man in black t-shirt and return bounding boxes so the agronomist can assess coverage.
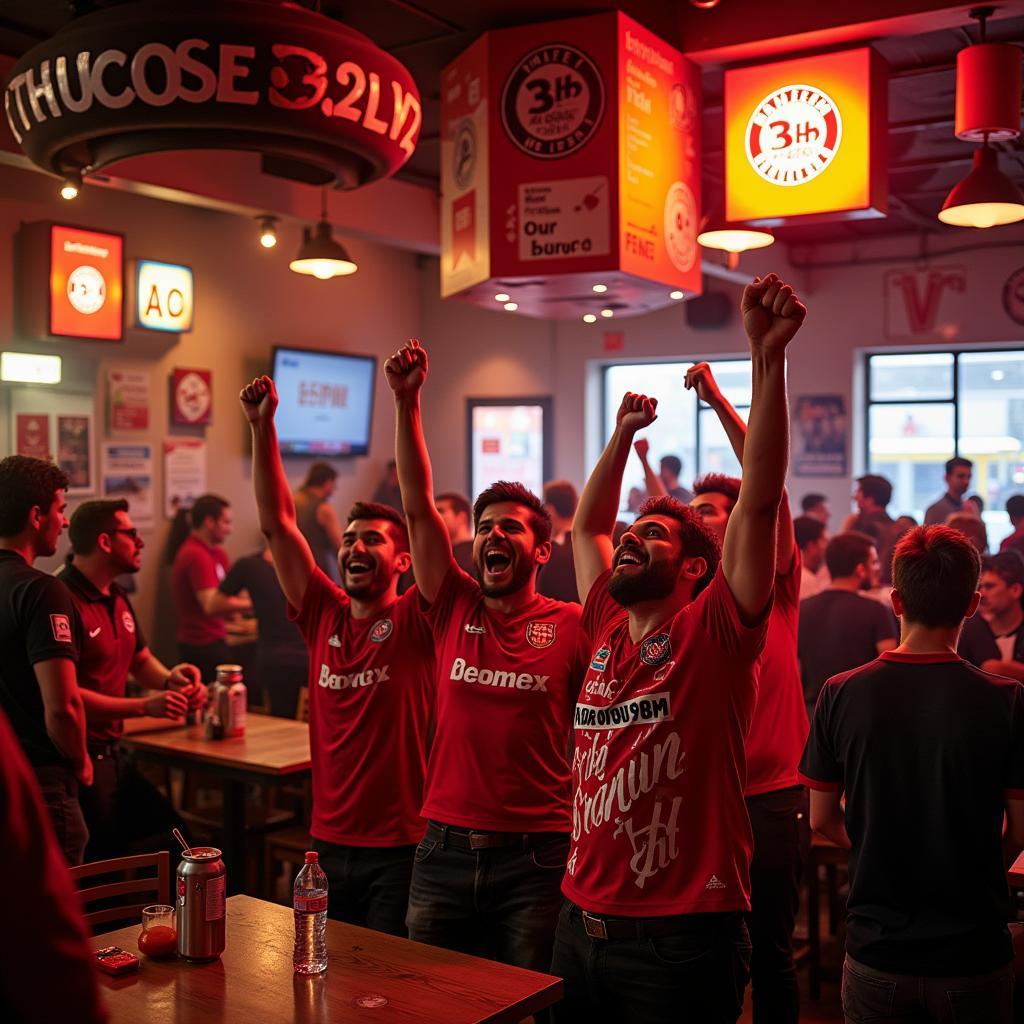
[959,550,1024,681]
[220,546,309,717]
[798,532,897,718]
[0,456,91,864]
[801,525,1024,1023]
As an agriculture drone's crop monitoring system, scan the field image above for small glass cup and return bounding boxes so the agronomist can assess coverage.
[138,904,177,958]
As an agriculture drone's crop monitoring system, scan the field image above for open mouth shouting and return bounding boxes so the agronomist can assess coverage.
[343,554,375,584]
[612,546,647,573]
[482,544,514,584]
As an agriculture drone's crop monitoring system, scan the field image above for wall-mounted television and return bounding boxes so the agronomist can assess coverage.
[271,346,376,457]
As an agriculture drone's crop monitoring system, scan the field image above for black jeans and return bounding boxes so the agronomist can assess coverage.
[180,640,232,684]
[311,839,416,937]
[744,785,811,1024]
[32,764,89,866]
[79,747,186,863]
[550,901,752,1023]
[842,956,1013,1023]
[405,820,570,971]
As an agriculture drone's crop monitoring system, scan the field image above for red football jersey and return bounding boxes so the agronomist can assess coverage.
[745,550,809,796]
[290,569,435,846]
[564,569,768,917]
[421,565,586,833]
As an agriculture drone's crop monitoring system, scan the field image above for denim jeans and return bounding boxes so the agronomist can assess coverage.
[550,901,752,1024]
[842,956,1013,1024]
[405,820,569,971]
[32,764,88,866]
[745,785,811,1024]
[311,839,417,937]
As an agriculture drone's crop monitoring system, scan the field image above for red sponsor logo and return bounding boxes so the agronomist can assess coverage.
[370,618,393,644]
[50,613,72,643]
[526,620,556,649]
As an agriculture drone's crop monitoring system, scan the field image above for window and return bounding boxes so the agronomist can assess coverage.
[603,358,751,517]
[866,350,1024,548]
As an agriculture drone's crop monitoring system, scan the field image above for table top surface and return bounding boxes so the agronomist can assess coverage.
[91,895,562,1024]
[120,715,310,775]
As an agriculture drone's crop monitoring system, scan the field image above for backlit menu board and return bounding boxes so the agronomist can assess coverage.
[50,225,124,340]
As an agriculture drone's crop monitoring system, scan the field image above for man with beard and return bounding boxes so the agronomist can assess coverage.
[385,339,586,973]
[555,274,804,1024]
[681,362,810,1024]
[240,376,435,935]
[57,499,204,860]
[959,550,1024,679]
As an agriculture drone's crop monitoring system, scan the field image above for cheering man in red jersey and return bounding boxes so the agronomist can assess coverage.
[386,339,588,973]
[240,376,435,937]
[683,361,810,1024]
[556,274,806,1024]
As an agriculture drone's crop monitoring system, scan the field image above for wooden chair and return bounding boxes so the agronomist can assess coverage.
[70,851,171,935]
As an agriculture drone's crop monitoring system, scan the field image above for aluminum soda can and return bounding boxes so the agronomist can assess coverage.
[176,847,226,961]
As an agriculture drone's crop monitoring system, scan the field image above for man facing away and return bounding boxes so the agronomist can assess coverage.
[1000,495,1024,556]
[58,499,205,860]
[798,532,898,719]
[794,514,829,600]
[0,455,91,865]
[293,461,344,585]
[555,273,804,1024]
[386,338,587,972]
[634,438,694,504]
[170,494,250,682]
[924,456,973,525]
[959,550,1024,681]
[842,474,899,585]
[241,376,436,935]
[801,492,830,527]
[801,525,1024,1024]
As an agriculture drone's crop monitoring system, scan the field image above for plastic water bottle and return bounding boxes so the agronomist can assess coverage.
[293,851,328,974]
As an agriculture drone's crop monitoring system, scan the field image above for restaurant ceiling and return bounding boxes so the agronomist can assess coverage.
[1,0,1022,246]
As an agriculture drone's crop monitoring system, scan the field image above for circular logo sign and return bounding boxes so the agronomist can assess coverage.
[1004,267,1024,327]
[669,82,696,133]
[745,84,842,186]
[175,372,212,424]
[501,44,605,159]
[664,181,697,274]
[452,118,476,190]
[67,265,106,314]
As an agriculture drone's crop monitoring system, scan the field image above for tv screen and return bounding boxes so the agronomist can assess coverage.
[272,346,376,456]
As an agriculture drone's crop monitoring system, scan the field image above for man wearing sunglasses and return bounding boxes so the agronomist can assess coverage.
[57,499,205,860]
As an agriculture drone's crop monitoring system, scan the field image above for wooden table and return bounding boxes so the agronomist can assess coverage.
[120,717,310,892]
[91,895,562,1023]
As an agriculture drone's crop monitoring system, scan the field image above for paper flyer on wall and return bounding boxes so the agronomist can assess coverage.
[163,438,206,519]
[107,369,151,431]
[56,414,93,494]
[793,395,847,477]
[102,443,155,527]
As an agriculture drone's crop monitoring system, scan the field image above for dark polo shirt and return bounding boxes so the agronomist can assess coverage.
[56,561,146,743]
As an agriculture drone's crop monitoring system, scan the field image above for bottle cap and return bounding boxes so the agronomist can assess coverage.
[304,851,318,862]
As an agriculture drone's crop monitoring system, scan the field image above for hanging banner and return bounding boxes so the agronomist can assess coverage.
[15,413,51,459]
[108,369,151,431]
[793,395,847,477]
[163,438,206,519]
[102,443,155,528]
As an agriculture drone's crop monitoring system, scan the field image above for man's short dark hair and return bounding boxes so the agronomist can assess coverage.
[825,531,876,579]
[0,455,69,536]
[473,481,552,545]
[982,550,1024,589]
[659,455,682,478]
[69,499,129,555]
[543,480,578,520]
[945,456,973,475]
[693,473,741,512]
[801,493,826,513]
[302,462,337,488]
[190,494,230,530]
[436,491,472,523]
[857,474,892,509]
[634,495,721,596]
[347,501,409,551]
[1007,495,1024,522]
[794,515,826,550]
[893,525,981,628]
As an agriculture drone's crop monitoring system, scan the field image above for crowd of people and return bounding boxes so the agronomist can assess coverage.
[3,272,1024,1023]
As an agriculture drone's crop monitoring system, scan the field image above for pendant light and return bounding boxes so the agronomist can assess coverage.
[696,209,774,269]
[289,187,358,280]
[938,140,1024,228]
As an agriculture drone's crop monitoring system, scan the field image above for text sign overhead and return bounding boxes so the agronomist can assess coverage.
[136,261,194,332]
[725,48,887,223]
[50,225,124,340]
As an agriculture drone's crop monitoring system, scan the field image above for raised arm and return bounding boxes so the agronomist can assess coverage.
[685,362,795,574]
[384,339,452,603]
[573,393,658,603]
[239,376,316,610]
[633,437,667,499]
[720,274,806,621]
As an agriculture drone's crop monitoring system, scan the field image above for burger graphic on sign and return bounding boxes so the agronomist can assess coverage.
[745,84,842,187]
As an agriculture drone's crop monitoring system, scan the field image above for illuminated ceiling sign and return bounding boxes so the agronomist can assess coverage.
[725,48,887,224]
[50,225,124,340]
[136,261,194,332]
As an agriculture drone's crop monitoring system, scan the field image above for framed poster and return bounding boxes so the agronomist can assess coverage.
[15,413,51,458]
[7,389,96,495]
[107,368,150,431]
[793,395,847,477]
[102,443,155,528]
[466,397,552,501]
[56,414,93,493]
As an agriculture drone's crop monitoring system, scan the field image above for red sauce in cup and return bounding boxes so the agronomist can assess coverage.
[138,925,177,957]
